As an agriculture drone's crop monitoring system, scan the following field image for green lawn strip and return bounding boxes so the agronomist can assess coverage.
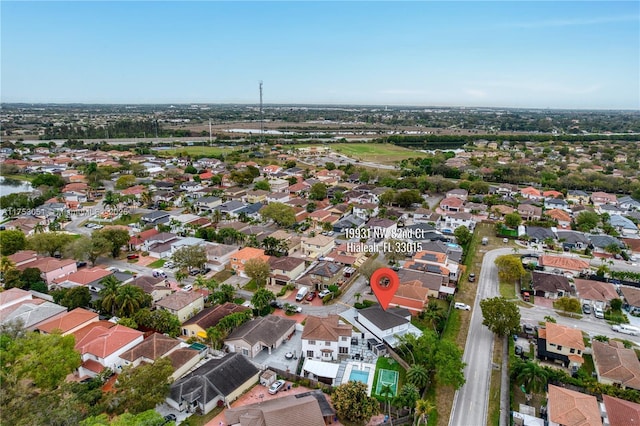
[148,259,166,268]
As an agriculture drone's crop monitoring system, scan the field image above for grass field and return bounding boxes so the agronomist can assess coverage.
[152,146,236,157]
[296,143,427,164]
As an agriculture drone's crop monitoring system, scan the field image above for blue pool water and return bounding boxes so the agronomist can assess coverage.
[349,369,369,384]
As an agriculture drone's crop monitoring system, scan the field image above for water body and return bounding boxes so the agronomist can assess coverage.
[0,176,35,221]
[0,176,34,196]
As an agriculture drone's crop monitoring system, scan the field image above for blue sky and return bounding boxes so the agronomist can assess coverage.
[2,1,638,109]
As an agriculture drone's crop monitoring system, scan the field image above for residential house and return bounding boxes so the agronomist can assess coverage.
[130,275,172,304]
[266,230,302,255]
[332,214,366,233]
[180,181,204,193]
[1,300,67,331]
[589,234,626,255]
[3,216,47,236]
[351,203,379,221]
[618,196,640,212]
[520,186,543,200]
[567,190,589,205]
[74,324,144,377]
[37,307,99,335]
[439,197,464,213]
[237,202,263,221]
[297,261,343,291]
[119,332,201,380]
[556,231,590,251]
[194,196,222,213]
[7,250,39,267]
[526,226,556,244]
[16,257,78,285]
[537,322,585,369]
[141,210,171,225]
[573,279,619,308]
[355,305,422,347]
[225,391,332,426]
[620,286,640,315]
[609,215,639,236]
[440,212,475,233]
[545,198,570,212]
[181,302,251,339]
[546,209,572,228]
[539,255,590,277]
[445,188,468,200]
[591,191,617,206]
[365,218,397,240]
[301,315,352,361]
[266,191,291,204]
[518,204,543,221]
[398,267,450,301]
[155,292,205,323]
[267,178,290,193]
[301,235,335,259]
[243,190,268,204]
[167,353,259,415]
[602,395,640,426]
[224,316,296,358]
[230,247,270,277]
[531,271,573,299]
[592,339,640,391]
[547,385,602,426]
[268,256,306,286]
[129,228,160,251]
[215,200,247,219]
[204,243,239,273]
[51,267,113,292]
[0,288,35,312]
[543,190,564,199]
[406,250,459,283]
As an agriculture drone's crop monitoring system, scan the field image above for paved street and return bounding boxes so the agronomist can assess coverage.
[449,247,517,426]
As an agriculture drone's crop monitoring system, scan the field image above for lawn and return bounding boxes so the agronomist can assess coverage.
[371,357,406,402]
[213,269,234,283]
[153,146,236,157]
[296,143,427,164]
[148,259,166,268]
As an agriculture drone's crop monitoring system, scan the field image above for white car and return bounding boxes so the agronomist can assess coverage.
[268,379,286,394]
[318,289,332,298]
[454,302,471,311]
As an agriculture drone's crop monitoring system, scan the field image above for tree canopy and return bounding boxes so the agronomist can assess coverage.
[260,202,296,227]
[0,229,27,256]
[332,381,379,424]
[495,254,526,284]
[172,244,207,271]
[480,296,521,337]
[244,257,271,287]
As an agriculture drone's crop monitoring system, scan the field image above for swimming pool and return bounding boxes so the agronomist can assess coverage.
[349,369,369,384]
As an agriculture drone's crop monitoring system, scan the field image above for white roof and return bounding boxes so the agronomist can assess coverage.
[439,286,456,295]
[302,359,340,379]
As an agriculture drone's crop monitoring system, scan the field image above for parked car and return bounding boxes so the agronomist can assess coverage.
[76,261,87,268]
[270,300,284,309]
[468,273,476,282]
[268,379,286,395]
[153,269,167,278]
[189,268,201,276]
[306,291,317,301]
[582,303,591,315]
[164,414,177,423]
[594,307,605,319]
[182,284,193,292]
[454,302,471,311]
[522,323,536,336]
[284,303,302,313]
[318,289,332,298]
[126,253,139,260]
[612,324,640,335]
[164,261,175,269]
[515,345,524,356]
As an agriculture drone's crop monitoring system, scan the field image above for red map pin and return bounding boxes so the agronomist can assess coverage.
[370,268,400,310]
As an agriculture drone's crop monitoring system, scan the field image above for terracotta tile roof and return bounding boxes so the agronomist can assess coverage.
[53,267,112,285]
[545,322,585,352]
[540,255,590,272]
[547,209,572,222]
[75,324,143,358]
[592,340,640,390]
[544,190,564,198]
[72,320,115,343]
[521,186,542,197]
[573,279,619,303]
[22,257,76,273]
[623,238,640,253]
[7,250,38,265]
[37,307,98,334]
[83,358,106,374]
[548,384,602,426]
[439,197,464,208]
[233,247,266,261]
[602,394,640,426]
[129,228,159,245]
[302,315,351,341]
[119,332,181,362]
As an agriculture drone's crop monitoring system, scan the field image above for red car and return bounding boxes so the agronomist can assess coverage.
[306,291,316,301]
[126,253,139,260]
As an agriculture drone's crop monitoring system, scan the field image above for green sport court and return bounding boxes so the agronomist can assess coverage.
[375,368,399,396]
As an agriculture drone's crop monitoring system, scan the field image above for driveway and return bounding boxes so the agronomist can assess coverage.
[534,296,554,309]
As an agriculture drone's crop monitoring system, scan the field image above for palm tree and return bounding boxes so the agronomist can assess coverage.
[354,292,362,304]
[515,361,548,399]
[414,399,436,426]
[194,275,208,290]
[115,285,148,318]
[0,256,16,279]
[407,364,430,391]
[99,275,121,316]
[175,270,188,284]
[141,190,153,208]
[380,383,394,426]
[33,222,46,234]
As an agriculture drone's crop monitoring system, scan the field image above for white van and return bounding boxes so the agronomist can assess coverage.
[612,324,640,336]
[295,286,309,302]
